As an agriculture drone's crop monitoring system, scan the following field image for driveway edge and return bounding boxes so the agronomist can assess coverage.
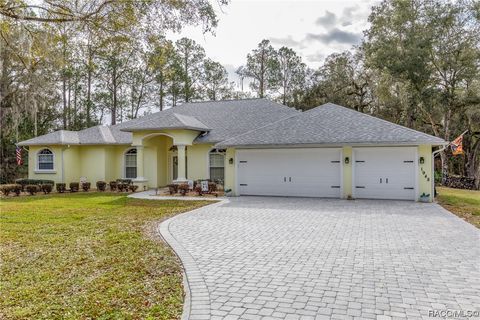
[157,200,228,320]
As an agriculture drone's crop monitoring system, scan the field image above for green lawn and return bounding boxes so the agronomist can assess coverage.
[0,193,207,320]
[436,187,480,228]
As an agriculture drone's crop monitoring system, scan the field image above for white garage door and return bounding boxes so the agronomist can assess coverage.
[237,148,342,197]
[353,147,416,200]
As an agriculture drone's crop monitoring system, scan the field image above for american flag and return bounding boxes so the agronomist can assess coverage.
[16,146,23,165]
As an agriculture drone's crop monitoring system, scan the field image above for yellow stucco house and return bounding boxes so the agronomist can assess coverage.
[18,99,445,201]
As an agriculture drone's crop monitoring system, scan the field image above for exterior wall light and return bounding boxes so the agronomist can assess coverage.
[229,157,234,164]
[345,157,350,164]
[419,157,425,164]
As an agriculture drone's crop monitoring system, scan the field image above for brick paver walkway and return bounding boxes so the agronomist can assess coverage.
[159,197,480,320]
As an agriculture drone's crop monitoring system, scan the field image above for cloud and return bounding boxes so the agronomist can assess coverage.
[306,28,362,45]
[269,35,301,47]
[306,52,325,64]
[341,21,353,27]
[315,11,337,27]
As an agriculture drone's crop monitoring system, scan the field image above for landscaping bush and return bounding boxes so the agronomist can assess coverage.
[96,181,107,191]
[128,185,139,192]
[56,183,66,193]
[109,181,117,191]
[69,182,79,192]
[0,184,22,196]
[25,184,39,195]
[40,184,53,194]
[117,183,129,192]
[82,182,91,192]
[194,185,203,196]
[167,184,178,195]
[15,179,54,191]
[178,184,189,196]
[208,182,217,193]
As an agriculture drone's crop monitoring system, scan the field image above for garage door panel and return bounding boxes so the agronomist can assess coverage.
[354,147,416,200]
[237,148,341,198]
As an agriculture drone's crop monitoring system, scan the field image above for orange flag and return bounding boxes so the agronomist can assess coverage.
[451,135,464,155]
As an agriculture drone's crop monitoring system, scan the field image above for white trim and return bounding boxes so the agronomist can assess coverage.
[36,148,55,172]
[234,149,239,196]
[414,147,419,202]
[340,149,344,198]
[124,147,138,179]
[34,170,56,174]
[208,148,226,182]
[141,132,176,143]
[352,149,356,199]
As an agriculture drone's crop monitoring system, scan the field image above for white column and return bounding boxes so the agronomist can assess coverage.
[135,145,145,180]
[176,144,187,181]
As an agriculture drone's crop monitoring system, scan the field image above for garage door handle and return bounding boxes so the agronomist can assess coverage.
[386,178,388,184]
[380,178,382,183]
[289,177,291,182]
[284,177,286,182]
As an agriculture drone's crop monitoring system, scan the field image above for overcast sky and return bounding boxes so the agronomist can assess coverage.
[168,0,379,87]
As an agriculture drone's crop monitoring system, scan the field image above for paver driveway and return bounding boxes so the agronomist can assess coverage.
[159,197,480,320]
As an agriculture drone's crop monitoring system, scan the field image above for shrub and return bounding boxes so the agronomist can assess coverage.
[96,181,107,191]
[208,182,217,193]
[128,185,139,192]
[40,184,53,194]
[117,183,129,192]
[0,184,22,196]
[15,179,54,191]
[56,183,66,193]
[109,181,117,191]
[82,182,91,192]
[167,184,178,195]
[69,182,79,192]
[25,184,39,195]
[178,183,189,196]
[194,185,203,196]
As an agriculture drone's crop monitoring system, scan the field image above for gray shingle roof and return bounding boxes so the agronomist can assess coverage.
[120,112,211,131]
[120,98,300,143]
[17,130,80,146]
[17,125,132,146]
[216,103,446,147]
[17,100,445,148]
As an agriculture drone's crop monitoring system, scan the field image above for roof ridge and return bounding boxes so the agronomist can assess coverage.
[179,98,263,105]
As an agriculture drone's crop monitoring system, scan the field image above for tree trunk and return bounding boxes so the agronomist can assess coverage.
[111,65,117,125]
[86,56,92,127]
[62,75,67,129]
[159,80,164,111]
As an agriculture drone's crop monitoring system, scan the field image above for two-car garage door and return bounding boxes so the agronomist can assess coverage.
[237,148,342,198]
[236,147,417,200]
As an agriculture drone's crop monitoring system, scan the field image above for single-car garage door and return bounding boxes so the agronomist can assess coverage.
[353,147,416,200]
[237,148,341,197]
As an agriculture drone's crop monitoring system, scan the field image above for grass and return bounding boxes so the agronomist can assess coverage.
[436,186,480,228]
[0,193,208,320]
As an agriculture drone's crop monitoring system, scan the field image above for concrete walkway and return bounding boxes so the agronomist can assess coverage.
[128,189,226,201]
[159,197,480,320]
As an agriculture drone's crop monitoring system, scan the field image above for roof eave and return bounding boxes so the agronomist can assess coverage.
[120,126,211,132]
[216,140,447,149]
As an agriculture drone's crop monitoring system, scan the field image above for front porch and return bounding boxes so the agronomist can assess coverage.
[128,130,227,190]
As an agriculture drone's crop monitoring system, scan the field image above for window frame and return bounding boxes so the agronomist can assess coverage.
[124,148,137,179]
[36,148,55,172]
[209,148,226,183]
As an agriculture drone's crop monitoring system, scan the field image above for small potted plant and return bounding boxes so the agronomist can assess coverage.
[419,193,430,203]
